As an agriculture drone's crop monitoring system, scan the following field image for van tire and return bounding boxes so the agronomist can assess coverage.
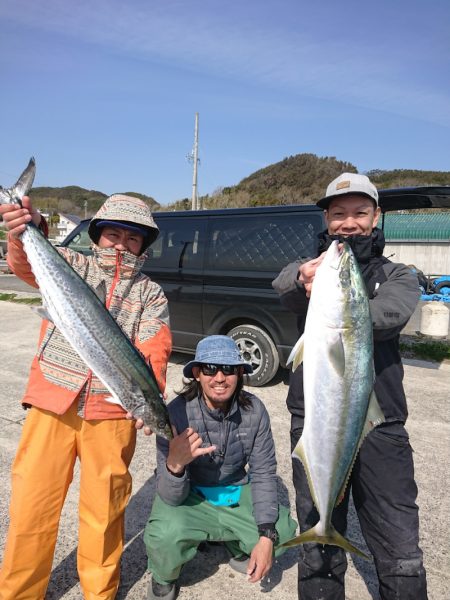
[228,325,279,387]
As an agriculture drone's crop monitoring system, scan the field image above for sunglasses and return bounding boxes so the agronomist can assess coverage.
[200,364,240,376]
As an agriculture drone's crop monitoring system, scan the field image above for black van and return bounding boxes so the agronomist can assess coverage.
[61,205,324,385]
[60,186,450,386]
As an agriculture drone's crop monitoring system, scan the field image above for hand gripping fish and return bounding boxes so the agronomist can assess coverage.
[281,240,384,558]
[0,158,172,440]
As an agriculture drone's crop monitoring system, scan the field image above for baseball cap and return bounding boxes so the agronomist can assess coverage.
[317,173,379,210]
[183,335,253,378]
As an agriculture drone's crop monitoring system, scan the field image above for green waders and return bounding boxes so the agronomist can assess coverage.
[144,483,297,585]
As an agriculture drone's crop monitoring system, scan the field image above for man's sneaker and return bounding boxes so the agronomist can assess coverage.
[147,577,178,600]
[229,554,250,574]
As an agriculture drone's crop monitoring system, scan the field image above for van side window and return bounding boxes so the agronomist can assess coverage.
[66,228,92,254]
[146,217,206,269]
[207,214,322,272]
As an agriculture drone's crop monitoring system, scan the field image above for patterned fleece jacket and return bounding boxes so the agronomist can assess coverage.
[7,225,172,420]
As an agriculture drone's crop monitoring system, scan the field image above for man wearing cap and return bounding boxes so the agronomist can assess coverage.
[144,335,297,600]
[272,173,427,600]
[0,194,172,599]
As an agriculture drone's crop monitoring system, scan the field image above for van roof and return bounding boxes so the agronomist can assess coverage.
[378,186,450,211]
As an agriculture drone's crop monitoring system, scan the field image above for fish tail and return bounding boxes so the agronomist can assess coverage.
[278,523,369,560]
[0,157,36,205]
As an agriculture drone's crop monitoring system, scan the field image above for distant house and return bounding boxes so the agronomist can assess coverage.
[55,214,82,243]
[383,213,450,276]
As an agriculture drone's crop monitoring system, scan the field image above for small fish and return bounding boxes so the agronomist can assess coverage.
[280,241,384,558]
[0,158,172,439]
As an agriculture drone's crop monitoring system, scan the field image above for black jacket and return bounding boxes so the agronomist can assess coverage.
[272,229,420,423]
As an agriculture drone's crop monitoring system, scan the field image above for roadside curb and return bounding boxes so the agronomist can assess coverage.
[0,289,41,301]
[402,357,450,372]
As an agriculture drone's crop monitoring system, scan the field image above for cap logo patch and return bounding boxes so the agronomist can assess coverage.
[336,180,351,190]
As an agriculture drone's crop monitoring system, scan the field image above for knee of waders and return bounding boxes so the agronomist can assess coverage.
[145,514,188,552]
[375,557,427,600]
[376,556,425,578]
[299,543,347,579]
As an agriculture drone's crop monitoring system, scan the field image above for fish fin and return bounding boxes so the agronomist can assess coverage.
[104,395,127,409]
[0,188,11,204]
[31,305,54,323]
[364,389,385,432]
[328,333,346,377]
[93,281,107,304]
[335,389,385,505]
[292,439,321,514]
[287,334,305,371]
[278,523,369,560]
[10,157,36,201]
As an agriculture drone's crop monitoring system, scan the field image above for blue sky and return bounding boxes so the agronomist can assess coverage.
[1,0,449,205]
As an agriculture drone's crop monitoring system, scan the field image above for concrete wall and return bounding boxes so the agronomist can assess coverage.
[384,241,450,276]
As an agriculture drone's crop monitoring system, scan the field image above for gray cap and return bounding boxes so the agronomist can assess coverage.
[317,172,379,210]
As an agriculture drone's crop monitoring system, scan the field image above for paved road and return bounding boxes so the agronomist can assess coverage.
[1,272,449,339]
[0,273,39,293]
[0,301,449,599]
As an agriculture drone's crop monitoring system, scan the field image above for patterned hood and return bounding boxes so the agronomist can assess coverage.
[88,194,159,254]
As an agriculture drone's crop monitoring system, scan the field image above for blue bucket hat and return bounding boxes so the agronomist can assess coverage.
[183,335,253,378]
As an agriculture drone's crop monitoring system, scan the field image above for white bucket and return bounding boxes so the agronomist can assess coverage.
[420,302,450,338]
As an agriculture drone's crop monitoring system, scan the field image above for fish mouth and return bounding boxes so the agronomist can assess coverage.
[328,241,351,271]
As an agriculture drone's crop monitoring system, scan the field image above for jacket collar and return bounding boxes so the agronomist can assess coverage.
[199,394,240,420]
[317,227,385,263]
[92,246,146,279]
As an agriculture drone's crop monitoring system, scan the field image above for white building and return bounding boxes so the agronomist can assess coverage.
[55,214,82,243]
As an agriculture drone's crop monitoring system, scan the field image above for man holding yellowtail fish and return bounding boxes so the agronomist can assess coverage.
[273,173,427,600]
[0,159,172,599]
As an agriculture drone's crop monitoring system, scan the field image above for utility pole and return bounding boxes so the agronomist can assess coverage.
[188,112,200,210]
[84,199,87,219]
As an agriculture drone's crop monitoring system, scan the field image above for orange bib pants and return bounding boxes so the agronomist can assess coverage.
[0,403,136,600]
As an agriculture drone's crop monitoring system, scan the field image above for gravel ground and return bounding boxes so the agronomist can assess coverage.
[0,301,449,599]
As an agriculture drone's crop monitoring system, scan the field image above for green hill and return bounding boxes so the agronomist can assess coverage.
[173,154,450,211]
[30,186,159,218]
[12,153,450,215]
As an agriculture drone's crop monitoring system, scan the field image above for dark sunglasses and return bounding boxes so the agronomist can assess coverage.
[200,364,240,376]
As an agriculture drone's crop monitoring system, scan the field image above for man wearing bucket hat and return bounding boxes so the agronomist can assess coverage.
[272,173,426,600]
[0,194,172,599]
[144,335,297,600]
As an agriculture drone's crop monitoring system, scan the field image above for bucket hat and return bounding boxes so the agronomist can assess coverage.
[88,194,159,253]
[95,220,149,237]
[183,335,253,378]
[317,172,379,210]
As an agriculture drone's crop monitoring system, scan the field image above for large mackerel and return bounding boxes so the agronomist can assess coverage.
[0,158,172,439]
[281,240,384,557]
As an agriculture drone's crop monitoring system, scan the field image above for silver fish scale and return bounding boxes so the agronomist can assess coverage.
[299,242,375,530]
[21,224,172,438]
[0,157,171,440]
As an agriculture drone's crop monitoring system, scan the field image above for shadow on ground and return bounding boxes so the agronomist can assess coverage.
[45,473,299,598]
[346,498,379,599]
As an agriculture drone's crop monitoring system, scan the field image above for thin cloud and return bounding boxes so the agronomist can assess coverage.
[1,0,449,126]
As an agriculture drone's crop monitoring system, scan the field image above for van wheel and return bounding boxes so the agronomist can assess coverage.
[228,325,279,387]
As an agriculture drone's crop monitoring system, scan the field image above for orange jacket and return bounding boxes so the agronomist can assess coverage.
[7,235,172,420]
